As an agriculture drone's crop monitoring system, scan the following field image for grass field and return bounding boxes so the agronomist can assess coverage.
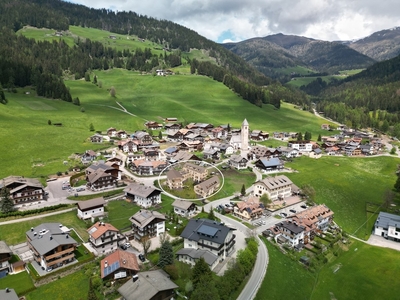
[25,270,89,300]
[104,200,141,230]
[0,271,35,296]
[0,68,332,179]
[0,211,88,245]
[256,238,400,300]
[285,156,400,239]
[210,168,256,200]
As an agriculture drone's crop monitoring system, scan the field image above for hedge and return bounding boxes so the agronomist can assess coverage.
[0,204,73,219]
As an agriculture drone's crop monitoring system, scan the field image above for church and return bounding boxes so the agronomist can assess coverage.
[229,119,249,151]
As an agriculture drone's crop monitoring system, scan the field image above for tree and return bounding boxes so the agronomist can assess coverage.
[159,231,170,245]
[297,132,303,141]
[158,240,174,268]
[304,131,312,140]
[158,131,162,139]
[73,97,80,106]
[381,120,389,132]
[89,123,95,131]
[227,123,231,133]
[207,206,216,220]
[93,75,97,85]
[87,278,99,300]
[260,194,271,207]
[0,187,14,213]
[192,257,212,287]
[317,134,322,142]
[140,236,151,258]
[110,86,116,97]
[241,184,246,196]
[48,119,52,125]
[191,276,220,300]
[98,81,103,88]
[394,175,400,192]
[84,72,91,82]
[390,146,397,155]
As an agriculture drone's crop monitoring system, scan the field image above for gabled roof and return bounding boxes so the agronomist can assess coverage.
[257,175,292,189]
[118,269,178,300]
[0,241,12,255]
[180,218,235,245]
[87,222,119,239]
[176,248,218,266]
[77,197,105,211]
[257,157,282,168]
[26,223,77,255]
[0,289,18,300]
[229,155,248,163]
[167,169,184,180]
[375,212,400,229]
[130,210,166,228]
[101,249,139,278]
[0,176,43,190]
[123,183,161,198]
[172,199,196,210]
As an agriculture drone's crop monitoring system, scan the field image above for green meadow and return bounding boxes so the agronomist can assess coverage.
[257,239,400,300]
[0,68,333,179]
[285,156,400,239]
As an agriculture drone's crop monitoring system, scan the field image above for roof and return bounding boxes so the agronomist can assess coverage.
[0,241,12,255]
[77,197,105,211]
[176,248,218,266]
[230,155,248,163]
[194,176,220,193]
[26,223,77,256]
[0,175,43,190]
[172,199,195,210]
[124,183,161,198]
[258,157,282,168]
[242,119,249,126]
[257,175,292,190]
[183,163,206,174]
[87,222,119,239]
[118,269,178,300]
[101,249,139,278]
[289,204,334,231]
[278,221,305,234]
[180,218,235,245]
[166,169,184,180]
[172,151,201,162]
[0,289,19,300]
[164,147,178,154]
[375,212,400,229]
[130,210,166,228]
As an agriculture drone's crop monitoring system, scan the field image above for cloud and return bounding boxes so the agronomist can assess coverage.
[67,0,400,42]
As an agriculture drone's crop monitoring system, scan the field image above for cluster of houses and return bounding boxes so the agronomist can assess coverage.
[166,162,221,198]
[263,204,334,248]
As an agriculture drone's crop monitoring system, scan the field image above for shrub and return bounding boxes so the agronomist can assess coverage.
[164,265,179,280]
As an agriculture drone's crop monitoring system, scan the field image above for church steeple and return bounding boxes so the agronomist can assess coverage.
[241,119,249,150]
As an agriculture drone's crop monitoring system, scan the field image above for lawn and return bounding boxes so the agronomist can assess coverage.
[256,238,400,300]
[104,200,141,230]
[25,269,89,300]
[0,271,35,296]
[284,155,400,239]
[0,211,89,245]
[255,239,315,300]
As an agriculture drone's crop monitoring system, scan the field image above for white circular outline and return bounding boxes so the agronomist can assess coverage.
[157,159,225,201]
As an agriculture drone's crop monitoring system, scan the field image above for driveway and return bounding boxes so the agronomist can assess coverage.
[367,235,400,251]
[10,242,33,262]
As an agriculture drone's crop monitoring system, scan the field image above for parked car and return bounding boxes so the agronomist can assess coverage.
[218,204,224,210]
[46,267,53,272]
[138,254,146,262]
[280,212,287,218]
[289,209,296,213]
[76,187,85,192]
[125,243,131,248]
[120,244,127,250]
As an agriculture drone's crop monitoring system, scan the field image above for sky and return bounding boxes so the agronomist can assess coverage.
[67,0,400,43]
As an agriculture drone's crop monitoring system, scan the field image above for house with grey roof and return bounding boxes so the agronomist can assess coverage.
[172,199,197,218]
[194,176,220,198]
[255,157,284,173]
[118,269,178,300]
[176,248,219,270]
[26,223,77,270]
[178,218,236,267]
[374,212,400,241]
[270,220,308,247]
[76,197,106,220]
[0,176,45,207]
[85,162,119,191]
[228,155,248,170]
[253,175,293,201]
[129,210,166,241]
[124,183,162,208]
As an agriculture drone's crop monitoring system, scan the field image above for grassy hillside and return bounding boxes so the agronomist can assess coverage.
[0,70,330,179]
[285,156,400,239]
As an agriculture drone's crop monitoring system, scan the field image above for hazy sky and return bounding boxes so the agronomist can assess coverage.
[67,0,400,43]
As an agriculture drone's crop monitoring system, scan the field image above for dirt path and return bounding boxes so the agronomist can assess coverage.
[0,208,76,226]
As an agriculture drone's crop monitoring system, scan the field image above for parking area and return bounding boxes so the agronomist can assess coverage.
[10,242,33,262]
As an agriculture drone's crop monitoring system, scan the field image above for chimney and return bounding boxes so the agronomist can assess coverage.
[34,232,37,236]
[31,227,34,232]
[66,235,69,239]
[6,288,10,293]
[105,260,108,267]
[50,236,53,240]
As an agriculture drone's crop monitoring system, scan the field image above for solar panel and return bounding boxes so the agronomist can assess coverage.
[197,225,218,237]
[104,261,120,277]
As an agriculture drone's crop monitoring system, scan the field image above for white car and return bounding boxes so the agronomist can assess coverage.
[125,243,131,248]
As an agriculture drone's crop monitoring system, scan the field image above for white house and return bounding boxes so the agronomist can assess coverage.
[287,140,313,153]
[253,175,293,201]
[76,197,106,220]
[272,220,308,247]
[172,199,197,218]
[87,222,125,255]
[124,183,162,208]
[374,212,400,242]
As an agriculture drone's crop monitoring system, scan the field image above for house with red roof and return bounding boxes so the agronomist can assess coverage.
[101,249,139,280]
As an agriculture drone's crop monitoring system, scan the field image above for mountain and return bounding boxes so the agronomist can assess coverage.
[347,27,400,61]
[222,33,376,80]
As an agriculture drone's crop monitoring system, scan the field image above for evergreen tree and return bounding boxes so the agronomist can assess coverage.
[48,120,52,125]
[304,131,312,140]
[89,123,95,131]
[191,276,220,300]
[0,187,14,213]
[93,75,97,84]
[158,241,174,268]
[297,132,303,141]
[87,278,99,300]
[192,257,212,287]
[317,134,322,142]
[241,184,246,196]
[158,131,162,139]
[207,207,216,220]
[73,97,80,106]
[394,175,400,192]
[84,72,90,82]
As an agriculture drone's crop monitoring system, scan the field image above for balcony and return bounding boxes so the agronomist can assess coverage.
[45,247,75,260]
[46,253,75,267]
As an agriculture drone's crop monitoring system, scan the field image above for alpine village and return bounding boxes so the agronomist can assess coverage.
[1,1,400,300]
